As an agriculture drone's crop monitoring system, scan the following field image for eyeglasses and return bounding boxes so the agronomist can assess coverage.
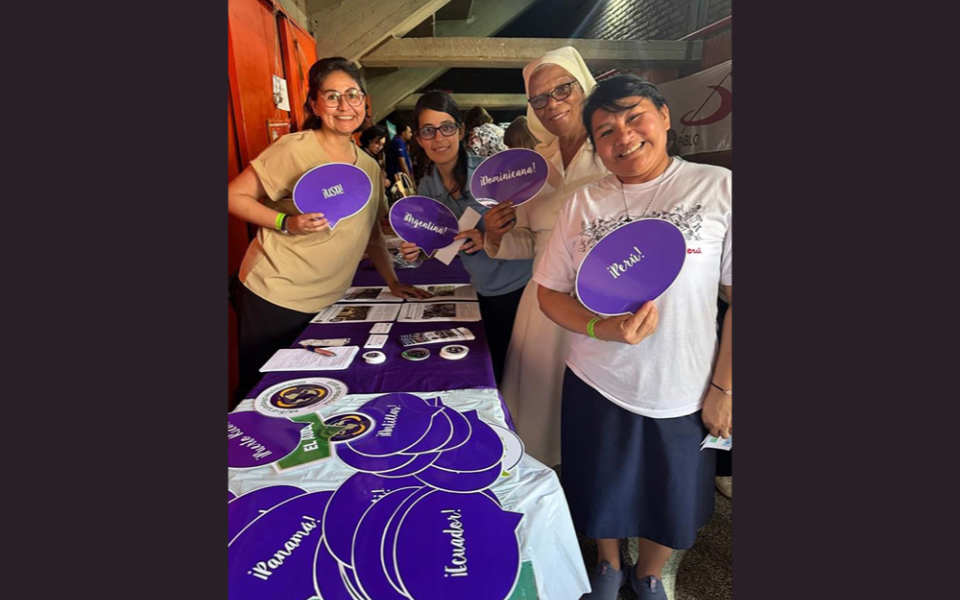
[320,88,365,108]
[528,80,579,110]
[416,122,460,140]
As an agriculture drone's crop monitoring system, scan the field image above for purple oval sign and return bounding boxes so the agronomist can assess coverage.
[347,393,443,457]
[394,490,523,600]
[228,490,332,600]
[576,218,687,316]
[228,485,306,543]
[470,148,548,207]
[228,411,305,469]
[388,195,459,255]
[292,162,373,229]
[432,411,504,473]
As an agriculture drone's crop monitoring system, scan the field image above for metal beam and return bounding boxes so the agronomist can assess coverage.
[405,13,435,38]
[308,0,453,63]
[396,93,528,110]
[362,37,702,70]
[365,0,540,121]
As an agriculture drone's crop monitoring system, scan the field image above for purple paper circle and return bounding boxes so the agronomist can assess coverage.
[314,538,356,600]
[415,461,502,493]
[389,196,459,254]
[432,411,504,472]
[335,443,421,473]
[292,162,372,229]
[437,408,472,451]
[575,218,687,316]
[228,411,305,469]
[394,490,523,600]
[379,451,440,477]
[229,490,237,502]
[347,393,443,457]
[382,486,435,593]
[228,490,332,600]
[322,472,421,565]
[402,409,454,454]
[354,487,423,600]
[228,485,306,543]
[470,148,549,207]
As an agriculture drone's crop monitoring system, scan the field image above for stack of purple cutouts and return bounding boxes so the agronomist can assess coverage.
[228,393,524,600]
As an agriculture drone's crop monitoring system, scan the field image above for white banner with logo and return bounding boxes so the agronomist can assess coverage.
[658,60,732,156]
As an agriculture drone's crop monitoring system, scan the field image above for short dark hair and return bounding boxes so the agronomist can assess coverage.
[360,125,387,148]
[302,57,366,131]
[582,74,668,149]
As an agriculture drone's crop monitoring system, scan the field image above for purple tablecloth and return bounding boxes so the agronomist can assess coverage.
[247,254,516,430]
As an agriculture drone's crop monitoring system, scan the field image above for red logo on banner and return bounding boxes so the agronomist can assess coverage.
[680,84,732,127]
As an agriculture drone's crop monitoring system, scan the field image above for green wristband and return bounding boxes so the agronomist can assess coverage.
[587,317,601,339]
[275,212,285,230]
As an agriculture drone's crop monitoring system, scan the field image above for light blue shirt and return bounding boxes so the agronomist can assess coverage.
[417,154,533,296]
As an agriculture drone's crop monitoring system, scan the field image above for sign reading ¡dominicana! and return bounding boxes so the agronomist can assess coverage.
[576,219,687,316]
[292,162,372,229]
[388,196,459,255]
[470,148,548,207]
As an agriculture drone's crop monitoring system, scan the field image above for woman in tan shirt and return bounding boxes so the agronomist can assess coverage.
[228,57,427,403]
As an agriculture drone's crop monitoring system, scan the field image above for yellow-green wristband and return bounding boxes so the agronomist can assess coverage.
[587,317,601,339]
[275,212,285,230]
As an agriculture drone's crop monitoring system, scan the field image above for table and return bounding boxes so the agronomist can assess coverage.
[229,255,590,600]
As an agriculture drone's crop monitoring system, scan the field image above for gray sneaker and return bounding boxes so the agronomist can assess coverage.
[630,570,669,600]
[581,560,626,600]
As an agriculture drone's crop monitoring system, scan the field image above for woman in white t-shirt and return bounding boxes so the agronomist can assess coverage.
[535,75,732,600]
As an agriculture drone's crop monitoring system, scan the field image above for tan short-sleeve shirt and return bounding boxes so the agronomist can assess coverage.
[240,131,387,313]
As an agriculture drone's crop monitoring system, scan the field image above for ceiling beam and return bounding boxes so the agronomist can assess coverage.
[435,0,473,21]
[309,0,453,63]
[365,0,540,121]
[362,37,703,69]
[396,93,529,110]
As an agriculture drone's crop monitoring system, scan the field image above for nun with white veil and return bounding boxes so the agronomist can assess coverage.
[482,46,609,467]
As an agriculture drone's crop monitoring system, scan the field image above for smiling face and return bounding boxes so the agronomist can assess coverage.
[308,70,365,135]
[591,96,672,184]
[367,136,386,155]
[418,109,463,169]
[527,63,586,139]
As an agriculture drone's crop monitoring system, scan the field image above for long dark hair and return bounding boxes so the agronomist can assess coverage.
[302,57,366,131]
[413,91,469,198]
[582,74,669,150]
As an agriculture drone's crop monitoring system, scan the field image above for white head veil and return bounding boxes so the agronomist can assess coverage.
[521,46,597,158]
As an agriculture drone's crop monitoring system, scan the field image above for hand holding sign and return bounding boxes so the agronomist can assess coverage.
[389,196,459,256]
[576,219,686,316]
[454,228,484,254]
[470,148,549,207]
[482,202,517,247]
[593,301,659,345]
[293,162,373,230]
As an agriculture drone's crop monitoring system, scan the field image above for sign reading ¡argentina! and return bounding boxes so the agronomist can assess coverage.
[470,148,549,207]
[389,195,459,254]
[576,219,687,316]
[292,162,372,229]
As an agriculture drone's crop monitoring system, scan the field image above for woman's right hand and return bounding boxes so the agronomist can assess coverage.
[399,241,422,262]
[593,301,659,345]
[287,213,329,235]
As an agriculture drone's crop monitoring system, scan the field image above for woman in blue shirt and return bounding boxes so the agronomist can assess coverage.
[400,91,533,385]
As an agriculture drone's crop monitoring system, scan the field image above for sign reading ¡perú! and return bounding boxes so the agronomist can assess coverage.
[388,196,460,255]
[576,219,687,316]
[470,148,549,207]
[292,162,372,229]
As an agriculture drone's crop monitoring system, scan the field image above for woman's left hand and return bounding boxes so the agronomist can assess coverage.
[388,281,433,300]
[701,388,732,439]
[456,228,484,254]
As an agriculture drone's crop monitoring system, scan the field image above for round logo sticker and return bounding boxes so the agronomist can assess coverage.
[255,377,348,418]
[401,348,430,362]
[322,412,375,443]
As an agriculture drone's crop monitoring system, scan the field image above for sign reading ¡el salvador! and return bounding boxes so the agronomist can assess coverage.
[292,162,372,229]
[470,148,548,207]
[576,219,687,316]
[389,195,459,255]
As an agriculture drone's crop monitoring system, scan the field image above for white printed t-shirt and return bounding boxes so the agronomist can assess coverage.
[533,159,732,418]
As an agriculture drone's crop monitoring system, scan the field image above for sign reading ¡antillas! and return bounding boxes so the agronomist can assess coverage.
[470,148,549,207]
[292,162,373,229]
[576,219,687,316]
[389,196,460,255]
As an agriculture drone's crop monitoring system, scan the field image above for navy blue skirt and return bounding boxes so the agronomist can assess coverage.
[561,368,715,550]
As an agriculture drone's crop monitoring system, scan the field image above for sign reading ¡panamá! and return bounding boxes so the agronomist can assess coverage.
[388,195,459,255]
[292,162,372,229]
[576,219,687,316]
[470,148,548,207]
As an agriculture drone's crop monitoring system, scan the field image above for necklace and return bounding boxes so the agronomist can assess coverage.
[620,158,673,220]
